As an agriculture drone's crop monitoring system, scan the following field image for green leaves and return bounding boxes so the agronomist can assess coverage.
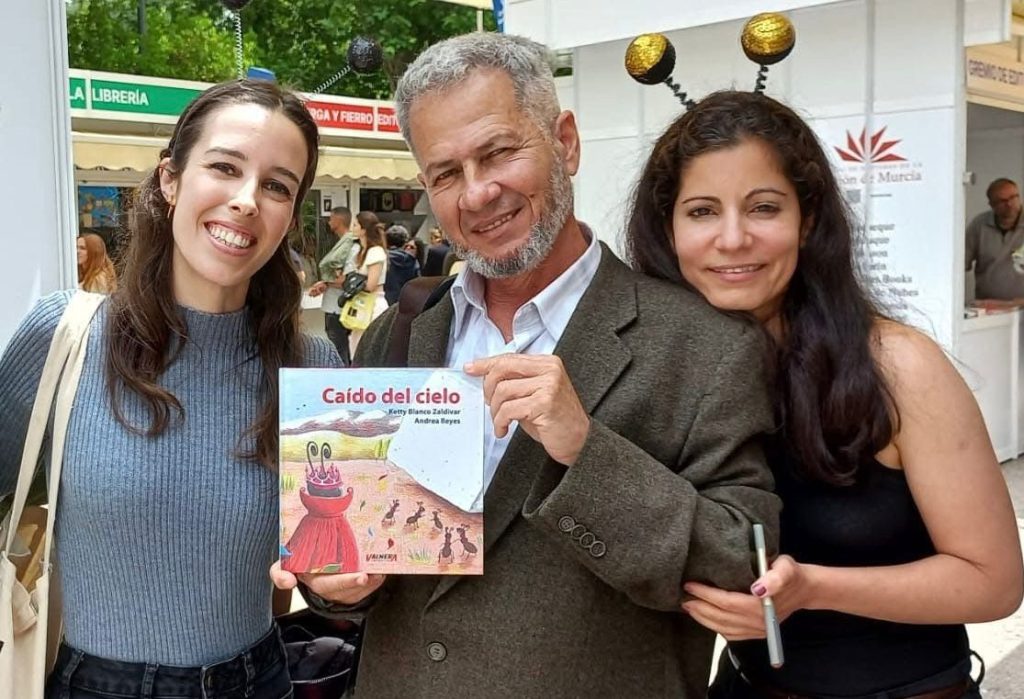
[67,0,497,99]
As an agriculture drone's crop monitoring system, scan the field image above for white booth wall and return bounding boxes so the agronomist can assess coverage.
[0,0,77,350]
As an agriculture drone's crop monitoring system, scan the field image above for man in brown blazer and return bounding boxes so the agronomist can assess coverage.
[273,32,779,698]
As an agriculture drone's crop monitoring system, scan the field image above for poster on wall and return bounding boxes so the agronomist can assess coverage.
[808,108,958,348]
[77,186,120,229]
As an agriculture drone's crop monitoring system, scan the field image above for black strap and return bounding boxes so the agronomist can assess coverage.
[383,276,456,367]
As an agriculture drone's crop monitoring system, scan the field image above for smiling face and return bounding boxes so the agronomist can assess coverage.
[671,138,804,323]
[158,102,308,311]
[409,69,578,279]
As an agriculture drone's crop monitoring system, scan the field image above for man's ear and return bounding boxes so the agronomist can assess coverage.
[553,110,581,177]
[158,157,177,204]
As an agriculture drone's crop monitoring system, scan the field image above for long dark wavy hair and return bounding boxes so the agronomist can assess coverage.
[106,79,320,470]
[625,90,896,486]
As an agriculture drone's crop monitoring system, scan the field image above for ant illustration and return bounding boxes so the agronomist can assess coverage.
[438,527,455,565]
[432,510,443,533]
[456,524,478,558]
[381,499,400,527]
[405,501,426,529]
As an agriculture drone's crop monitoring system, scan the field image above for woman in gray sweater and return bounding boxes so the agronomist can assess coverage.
[0,80,340,699]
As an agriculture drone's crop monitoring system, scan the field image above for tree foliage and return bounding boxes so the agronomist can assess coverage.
[66,0,495,97]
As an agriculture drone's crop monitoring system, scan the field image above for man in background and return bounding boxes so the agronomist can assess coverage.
[966,178,1024,302]
[308,206,357,363]
[383,224,421,305]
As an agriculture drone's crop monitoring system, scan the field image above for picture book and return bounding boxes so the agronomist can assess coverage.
[279,368,484,576]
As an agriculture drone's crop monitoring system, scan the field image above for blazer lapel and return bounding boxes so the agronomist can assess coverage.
[427,245,637,606]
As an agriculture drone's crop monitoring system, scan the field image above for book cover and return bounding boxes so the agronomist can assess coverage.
[279,368,484,575]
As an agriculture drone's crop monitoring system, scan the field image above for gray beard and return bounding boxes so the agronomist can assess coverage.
[452,158,574,279]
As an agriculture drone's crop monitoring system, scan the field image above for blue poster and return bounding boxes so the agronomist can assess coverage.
[78,186,120,228]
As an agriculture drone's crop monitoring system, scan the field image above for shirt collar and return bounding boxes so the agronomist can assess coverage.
[449,224,602,342]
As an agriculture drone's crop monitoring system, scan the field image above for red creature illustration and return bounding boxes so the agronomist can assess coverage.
[283,442,359,573]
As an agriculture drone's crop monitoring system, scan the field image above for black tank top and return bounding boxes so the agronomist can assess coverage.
[730,443,969,695]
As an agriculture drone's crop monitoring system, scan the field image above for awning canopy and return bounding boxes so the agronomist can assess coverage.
[72,134,420,182]
[318,149,420,181]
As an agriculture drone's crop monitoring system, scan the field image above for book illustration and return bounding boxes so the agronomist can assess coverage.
[279,368,484,575]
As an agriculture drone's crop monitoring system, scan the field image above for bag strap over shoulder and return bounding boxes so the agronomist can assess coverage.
[3,292,104,555]
[384,276,456,368]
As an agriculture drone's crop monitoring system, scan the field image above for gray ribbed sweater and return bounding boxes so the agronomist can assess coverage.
[0,291,341,665]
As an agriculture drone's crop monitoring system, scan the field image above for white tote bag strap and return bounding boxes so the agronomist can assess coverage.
[3,292,105,554]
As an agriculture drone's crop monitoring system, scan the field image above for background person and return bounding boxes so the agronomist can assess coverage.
[0,80,340,699]
[307,206,357,363]
[421,225,450,275]
[626,90,1023,699]
[76,233,117,294]
[383,224,421,305]
[346,211,388,356]
[966,177,1024,303]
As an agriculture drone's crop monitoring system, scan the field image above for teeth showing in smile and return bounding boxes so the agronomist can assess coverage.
[477,211,516,233]
[208,224,253,250]
[713,265,762,274]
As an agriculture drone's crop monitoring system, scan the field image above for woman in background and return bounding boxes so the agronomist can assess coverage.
[77,233,117,294]
[347,210,388,355]
[625,90,1022,699]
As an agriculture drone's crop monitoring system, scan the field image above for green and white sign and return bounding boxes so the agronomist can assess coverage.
[69,77,87,109]
[88,79,199,115]
[69,71,204,118]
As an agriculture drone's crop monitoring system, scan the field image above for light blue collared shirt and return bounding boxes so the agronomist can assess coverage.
[445,227,602,510]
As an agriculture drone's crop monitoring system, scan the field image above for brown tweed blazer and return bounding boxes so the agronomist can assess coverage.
[348,244,780,698]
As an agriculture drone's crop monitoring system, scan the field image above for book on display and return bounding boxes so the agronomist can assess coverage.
[279,368,484,576]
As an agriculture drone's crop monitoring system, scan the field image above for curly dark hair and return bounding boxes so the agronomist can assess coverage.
[106,79,320,470]
[625,90,896,486]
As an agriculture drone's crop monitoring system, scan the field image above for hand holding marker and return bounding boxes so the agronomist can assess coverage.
[753,523,784,668]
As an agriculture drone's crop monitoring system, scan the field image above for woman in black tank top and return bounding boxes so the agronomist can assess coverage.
[625,91,1022,698]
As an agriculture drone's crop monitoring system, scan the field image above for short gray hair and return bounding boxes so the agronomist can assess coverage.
[395,32,561,150]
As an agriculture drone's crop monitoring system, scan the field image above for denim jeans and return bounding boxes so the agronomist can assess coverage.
[45,625,292,699]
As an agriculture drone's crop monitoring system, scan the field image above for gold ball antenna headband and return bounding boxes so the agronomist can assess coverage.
[625,12,796,107]
[625,34,695,109]
[741,12,796,93]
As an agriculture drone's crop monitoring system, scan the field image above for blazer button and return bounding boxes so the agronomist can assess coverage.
[589,541,607,558]
[570,524,587,540]
[427,642,447,662]
[579,532,596,548]
[558,515,576,533]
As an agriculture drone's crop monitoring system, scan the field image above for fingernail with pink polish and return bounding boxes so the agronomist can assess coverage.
[752,583,767,597]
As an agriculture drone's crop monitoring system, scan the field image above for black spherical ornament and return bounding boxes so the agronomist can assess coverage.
[220,0,252,9]
[625,34,676,86]
[347,36,384,74]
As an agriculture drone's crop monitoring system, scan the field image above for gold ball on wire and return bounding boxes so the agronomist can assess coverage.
[740,13,796,66]
[624,33,676,85]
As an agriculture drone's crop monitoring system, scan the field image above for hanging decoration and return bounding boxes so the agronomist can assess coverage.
[312,36,385,94]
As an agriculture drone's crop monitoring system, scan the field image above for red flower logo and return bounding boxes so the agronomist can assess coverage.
[835,126,906,163]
